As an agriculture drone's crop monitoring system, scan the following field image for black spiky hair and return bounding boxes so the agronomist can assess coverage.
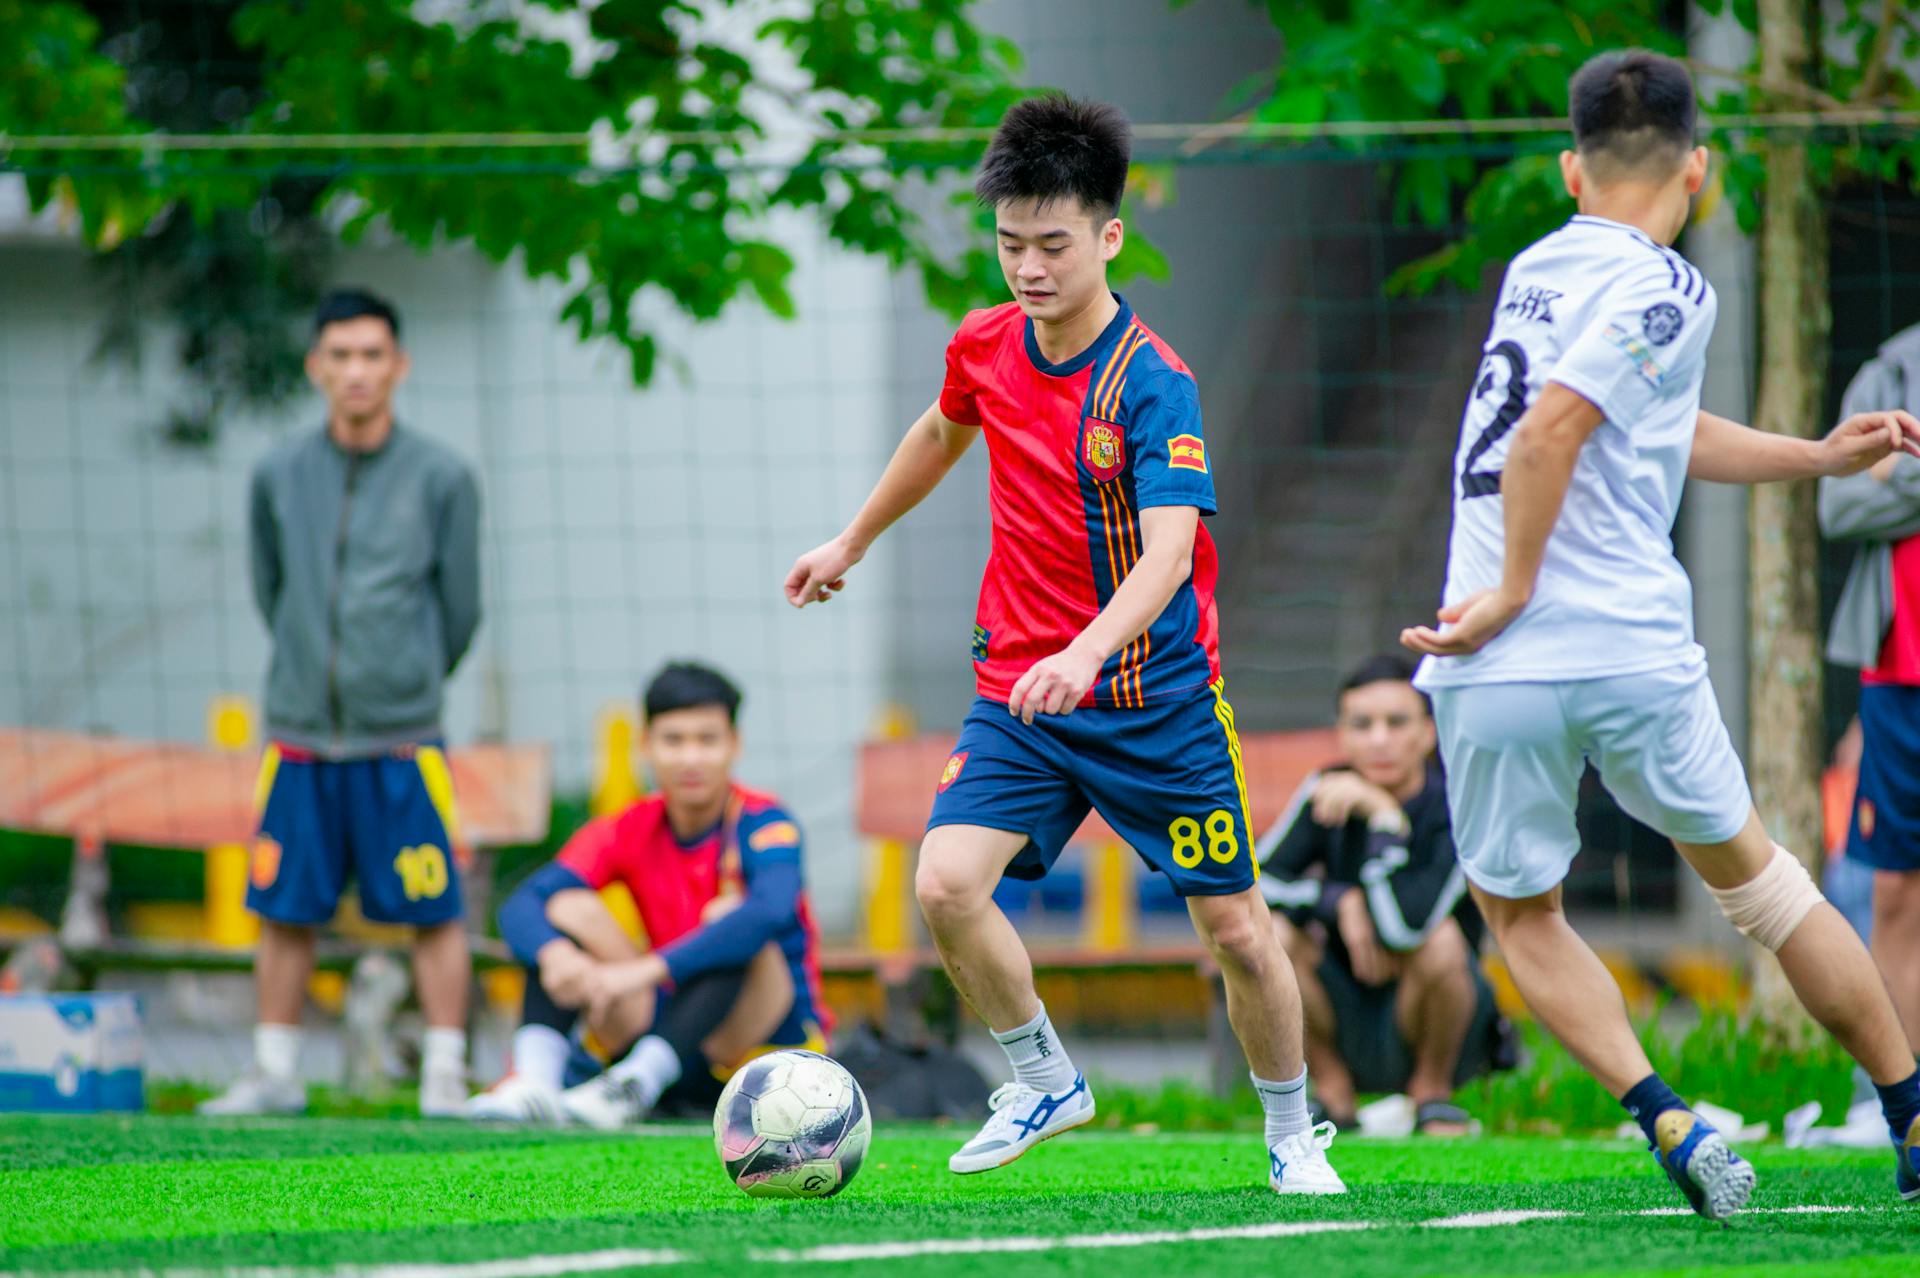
[975,94,1131,222]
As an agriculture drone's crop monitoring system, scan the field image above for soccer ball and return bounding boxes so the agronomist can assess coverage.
[712,1049,871,1199]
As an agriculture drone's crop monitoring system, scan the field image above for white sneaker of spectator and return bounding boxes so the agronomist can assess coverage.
[198,1069,307,1117]
[465,1074,568,1125]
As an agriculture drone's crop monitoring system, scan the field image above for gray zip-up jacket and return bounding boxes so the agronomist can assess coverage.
[1820,324,1920,668]
[249,424,482,757]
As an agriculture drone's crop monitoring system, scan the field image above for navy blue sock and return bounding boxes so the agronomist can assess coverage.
[1621,1074,1687,1146]
[1874,1069,1920,1144]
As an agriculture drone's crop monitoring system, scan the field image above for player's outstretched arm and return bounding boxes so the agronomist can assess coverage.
[1688,408,1920,484]
[1403,383,1603,658]
[1008,504,1198,723]
[783,401,977,608]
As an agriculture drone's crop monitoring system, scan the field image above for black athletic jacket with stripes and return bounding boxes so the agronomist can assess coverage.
[1255,764,1482,967]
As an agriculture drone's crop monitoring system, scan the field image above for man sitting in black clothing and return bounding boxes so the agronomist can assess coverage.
[1258,653,1499,1136]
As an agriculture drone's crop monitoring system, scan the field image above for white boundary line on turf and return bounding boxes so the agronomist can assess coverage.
[17,1204,1888,1277]
[752,1221,1371,1263]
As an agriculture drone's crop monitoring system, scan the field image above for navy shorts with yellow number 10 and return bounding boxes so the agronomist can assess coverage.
[926,677,1256,896]
[245,742,467,927]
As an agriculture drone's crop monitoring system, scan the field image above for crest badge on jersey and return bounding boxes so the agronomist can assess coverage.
[1083,419,1126,482]
[1168,433,1208,473]
[1641,301,1684,347]
[938,751,970,792]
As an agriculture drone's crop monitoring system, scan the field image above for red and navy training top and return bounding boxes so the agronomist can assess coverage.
[940,295,1222,709]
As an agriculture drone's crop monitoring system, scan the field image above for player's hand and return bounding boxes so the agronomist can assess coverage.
[1815,410,1920,477]
[536,939,596,1009]
[1400,587,1529,658]
[1336,890,1396,988]
[783,536,863,608]
[1310,771,1397,829]
[1008,640,1104,724]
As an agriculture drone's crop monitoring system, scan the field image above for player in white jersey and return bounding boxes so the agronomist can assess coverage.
[1405,50,1920,1218]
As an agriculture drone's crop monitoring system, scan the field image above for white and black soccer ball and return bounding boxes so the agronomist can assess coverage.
[712,1049,871,1199]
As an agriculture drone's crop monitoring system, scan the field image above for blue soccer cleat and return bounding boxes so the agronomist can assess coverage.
[1897,1114,1920,1202]
[948,1074,1095,1173]
[1652,1109,1755,1221]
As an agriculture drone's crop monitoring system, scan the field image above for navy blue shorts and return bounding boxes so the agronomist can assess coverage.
[1849,684,1920,872]
[926,678,1256,897]
[245,742,466,926]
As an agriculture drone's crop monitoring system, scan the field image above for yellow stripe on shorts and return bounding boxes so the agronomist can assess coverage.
[415,745,464,848]
[1209,677,1256,879]
[252,744,282,817]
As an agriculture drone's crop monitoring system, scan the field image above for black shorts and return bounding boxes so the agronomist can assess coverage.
[1318,954,1498,1095]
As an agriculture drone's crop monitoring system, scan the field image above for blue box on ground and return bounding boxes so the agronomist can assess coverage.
[0,992,145,1112]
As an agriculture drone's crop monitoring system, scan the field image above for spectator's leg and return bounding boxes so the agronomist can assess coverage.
[412,920,470,1031]
[543,888,653,1055]
[257,919,318,1027]
[1395,917,1476,1129]
[1274,914,1353,1123]
[702,942,796,1067]
[1871,869,1920,1057]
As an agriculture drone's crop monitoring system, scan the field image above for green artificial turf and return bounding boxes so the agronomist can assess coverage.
[0,1115,1913,1277]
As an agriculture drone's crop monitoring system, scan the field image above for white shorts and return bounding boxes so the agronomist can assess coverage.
[1429,661,1753,900]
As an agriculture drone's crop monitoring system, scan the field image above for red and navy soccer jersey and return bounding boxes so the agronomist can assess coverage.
[940,296,1221,709]
[555,784,831,1041]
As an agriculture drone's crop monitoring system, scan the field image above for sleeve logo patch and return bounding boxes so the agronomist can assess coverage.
[748,820,800,852]
[938,751,970,792]
[1602,324,1668,388]
[1641,301,1684,347]
[971,624,990,663]
[1082,419,1126,482]
[1168,433,1208,472]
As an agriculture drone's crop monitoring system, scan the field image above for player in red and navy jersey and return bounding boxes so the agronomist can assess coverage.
[469,663,829,1128]
[785,95,1343,1194]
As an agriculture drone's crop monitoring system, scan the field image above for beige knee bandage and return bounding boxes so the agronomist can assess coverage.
[1705,844,1823,952]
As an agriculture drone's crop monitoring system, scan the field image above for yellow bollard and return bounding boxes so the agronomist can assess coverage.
[1082,840,1137,953]
[862,703,916,955]
[205,694,260,948]
[590,702,642,819]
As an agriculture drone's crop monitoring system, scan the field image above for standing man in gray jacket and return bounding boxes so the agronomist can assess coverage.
[1822,322,1920,1079]
[201,290,483,1117]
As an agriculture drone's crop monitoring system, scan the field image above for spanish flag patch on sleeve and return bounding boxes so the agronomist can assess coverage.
[747,820,801,853]
[1168,433,1208,473]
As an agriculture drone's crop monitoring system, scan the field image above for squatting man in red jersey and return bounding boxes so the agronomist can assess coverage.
[470,662,830,1127]
[785,95,1343,1193]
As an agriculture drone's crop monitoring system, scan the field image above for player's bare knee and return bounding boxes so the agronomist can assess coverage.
[914,856,992,923]
[1707,844,1824,952]
[1196,908,1278,977]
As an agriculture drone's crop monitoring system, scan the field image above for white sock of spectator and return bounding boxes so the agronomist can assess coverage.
[607,1035,682,1109]
[510,1025,570,1090]
[423,1026,467,1076]
[255,1023,301,1082]
[1252,1068,1311,1145]
[994,1004,1079,1095]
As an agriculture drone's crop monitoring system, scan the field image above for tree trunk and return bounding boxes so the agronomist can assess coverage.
[1746,0,1828,1040]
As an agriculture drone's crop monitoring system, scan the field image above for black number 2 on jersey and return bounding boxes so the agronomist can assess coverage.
[1460,340,1530,499]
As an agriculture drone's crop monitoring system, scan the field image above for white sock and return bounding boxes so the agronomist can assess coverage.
[423,1026,468,1076]
[255,1023,301,1082]
[1252,1068,1311,1145]
[993,1005,1078,1094]
[607,1035,682,1109]
[510,1025,571,1091]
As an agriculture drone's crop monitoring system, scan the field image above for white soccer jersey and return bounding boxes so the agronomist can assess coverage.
[1416,213,1718,689]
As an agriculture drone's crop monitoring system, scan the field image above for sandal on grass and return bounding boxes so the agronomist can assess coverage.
[1414,1100,1475,1135]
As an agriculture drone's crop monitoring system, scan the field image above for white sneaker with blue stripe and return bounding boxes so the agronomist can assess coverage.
[949,1074,1096,1173]
[1269,1121,1347,1194]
